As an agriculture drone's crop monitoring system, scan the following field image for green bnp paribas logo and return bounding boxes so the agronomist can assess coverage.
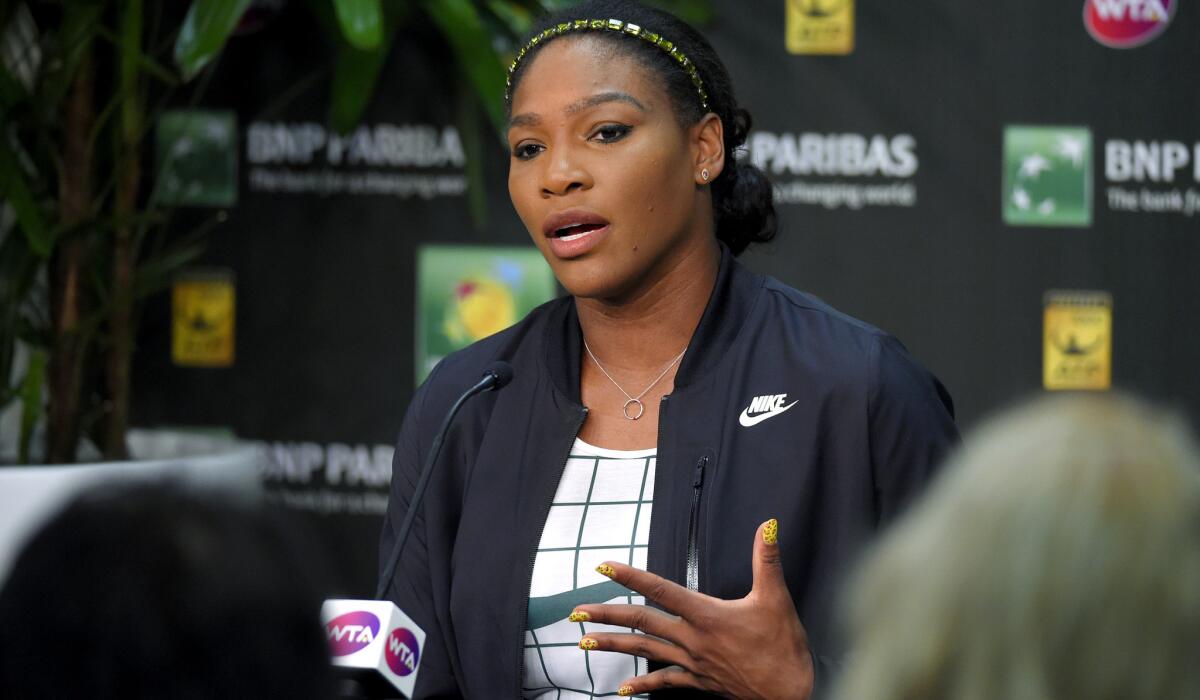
[1003,126,1092,227]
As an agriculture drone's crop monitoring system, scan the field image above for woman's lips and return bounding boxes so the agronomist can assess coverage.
[542,209,611,259]
[547,224,610,259]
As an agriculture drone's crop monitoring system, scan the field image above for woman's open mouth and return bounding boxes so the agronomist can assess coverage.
[542,210,611,259]
[553,223,605,241]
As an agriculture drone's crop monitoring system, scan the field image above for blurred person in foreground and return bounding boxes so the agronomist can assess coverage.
[834,393,1200,700]
[0,483,335,699]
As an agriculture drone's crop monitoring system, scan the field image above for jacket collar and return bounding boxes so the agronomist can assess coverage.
[542,243,763,403]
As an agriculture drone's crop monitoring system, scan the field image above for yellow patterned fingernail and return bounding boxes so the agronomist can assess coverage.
[763,518,778,545]
[579,637,599,650]
[568,610,590,622]
[596,563,616,578]
[618,685,635,696]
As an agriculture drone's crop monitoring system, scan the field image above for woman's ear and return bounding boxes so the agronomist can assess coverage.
[692,113,725,185]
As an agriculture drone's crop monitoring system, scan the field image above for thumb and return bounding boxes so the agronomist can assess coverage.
[750,518,788,599]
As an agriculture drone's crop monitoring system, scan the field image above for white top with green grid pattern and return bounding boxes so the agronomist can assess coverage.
[521,438,656,699]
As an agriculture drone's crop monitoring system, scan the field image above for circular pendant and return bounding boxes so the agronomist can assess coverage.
[622,398,645,420]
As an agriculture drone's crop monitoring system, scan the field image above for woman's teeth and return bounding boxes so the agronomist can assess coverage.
[554,224,601,239]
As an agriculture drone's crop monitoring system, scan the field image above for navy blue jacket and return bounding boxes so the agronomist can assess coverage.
[380,246,959,698]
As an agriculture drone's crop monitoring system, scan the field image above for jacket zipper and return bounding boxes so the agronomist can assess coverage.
[685,455,708,591]
[514,406,588,699]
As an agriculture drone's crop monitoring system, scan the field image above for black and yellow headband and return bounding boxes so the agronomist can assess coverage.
[504,18,710,112]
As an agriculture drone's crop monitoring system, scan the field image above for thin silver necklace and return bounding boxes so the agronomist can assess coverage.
[583,341,687,420]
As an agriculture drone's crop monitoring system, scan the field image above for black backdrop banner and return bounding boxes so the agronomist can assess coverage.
[133,0,1200,594]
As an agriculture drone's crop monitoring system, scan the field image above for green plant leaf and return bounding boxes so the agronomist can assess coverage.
[132,240,208,300]
[0,59,28,110]
[455,78,487,228]
[118,0,144,144]
[485,1,535,37]
[0,218,43,398]
[94,25,181,86]
[173,0,252,81]
[17,348,46,464]
[305,0,400,133]
[40,0,105,107]
[513,0,578,12]
[330,41,389,133]
[333,0,384,50]
[423,0,508,138]
[0,140,51,258]
[645,0,714,25]
[0,302,25,415]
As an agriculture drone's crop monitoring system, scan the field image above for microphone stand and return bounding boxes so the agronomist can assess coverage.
[326,363,512,699]
[376,367,508,600]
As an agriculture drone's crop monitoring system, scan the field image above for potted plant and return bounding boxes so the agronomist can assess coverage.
[0,0,259,465]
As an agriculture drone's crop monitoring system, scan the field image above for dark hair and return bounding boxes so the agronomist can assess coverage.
[0,483,335,699]
[507,0,777,256]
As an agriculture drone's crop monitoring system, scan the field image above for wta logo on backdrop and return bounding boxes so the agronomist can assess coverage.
[746,132,919,209]
[1084,0,1175,48]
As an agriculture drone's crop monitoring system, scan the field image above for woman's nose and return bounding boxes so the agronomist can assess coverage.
[541,149,592,197]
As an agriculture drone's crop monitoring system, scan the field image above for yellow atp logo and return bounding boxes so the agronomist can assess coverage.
[786,0,854,55]
[1043,291,1111,391]
[172,272,236,367]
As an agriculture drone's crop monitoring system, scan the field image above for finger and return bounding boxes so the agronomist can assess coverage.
[595,562,704,619]
[570,603,684,643]
[615,664,710,697]
[578,631,691,670]
[750,518,789,600]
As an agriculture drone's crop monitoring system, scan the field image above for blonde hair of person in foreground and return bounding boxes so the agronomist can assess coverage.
[834,393,1200,700]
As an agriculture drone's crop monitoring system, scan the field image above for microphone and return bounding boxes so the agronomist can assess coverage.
[321,361,514,698]
[376,360,512,599]
[480,360,514,391]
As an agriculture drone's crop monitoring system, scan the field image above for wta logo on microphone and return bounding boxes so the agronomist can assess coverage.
[385,628,421,676]
[325,611,381,656]
[321,599,428,696]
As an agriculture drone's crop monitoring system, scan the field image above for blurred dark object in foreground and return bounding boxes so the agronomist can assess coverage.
[0,483,336,699]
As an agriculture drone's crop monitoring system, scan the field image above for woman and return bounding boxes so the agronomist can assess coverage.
[833,394,1200,700]
[380,1,958,697]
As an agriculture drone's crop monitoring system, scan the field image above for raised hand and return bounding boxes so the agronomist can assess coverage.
[568,519,814,699]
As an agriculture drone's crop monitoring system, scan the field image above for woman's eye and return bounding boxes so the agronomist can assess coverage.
[512,143,544,160]
[592,124,632,143]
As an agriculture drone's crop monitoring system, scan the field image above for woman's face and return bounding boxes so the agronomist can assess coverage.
[507,36,715,301]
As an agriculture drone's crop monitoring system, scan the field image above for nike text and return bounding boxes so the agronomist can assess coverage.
[739,394,799,427]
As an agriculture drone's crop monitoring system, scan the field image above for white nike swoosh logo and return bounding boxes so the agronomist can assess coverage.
[738,400,799,427]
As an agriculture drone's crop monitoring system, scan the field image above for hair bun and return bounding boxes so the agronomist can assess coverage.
[712,91,773,255]
[728,107,752,149]
[714,159,776,255]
